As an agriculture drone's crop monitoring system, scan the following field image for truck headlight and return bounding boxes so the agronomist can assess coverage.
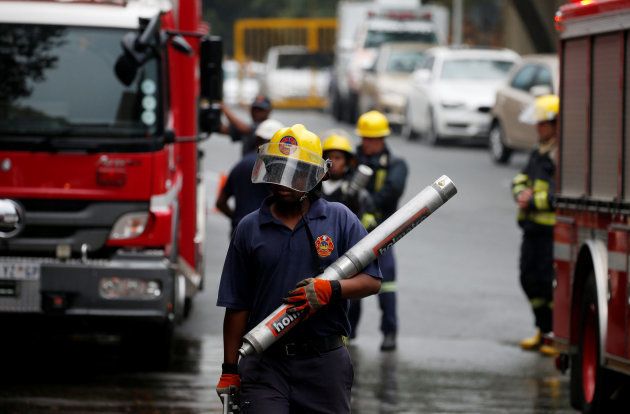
[99,277,161,300]
[109,212,148,240]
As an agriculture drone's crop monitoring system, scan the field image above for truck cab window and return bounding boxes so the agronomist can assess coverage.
[0,24,162,142]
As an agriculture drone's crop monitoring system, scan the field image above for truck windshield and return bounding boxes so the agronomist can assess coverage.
[0,24,161,140]
[365,30,436,48]
[440,59,514,80]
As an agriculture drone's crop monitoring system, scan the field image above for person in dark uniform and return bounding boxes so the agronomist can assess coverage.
[354,110,408,351]
[220,95,272,156]
[216,124,382,413]
[215,119,284,235]
[512,94,559,357]
[320,131,373,216]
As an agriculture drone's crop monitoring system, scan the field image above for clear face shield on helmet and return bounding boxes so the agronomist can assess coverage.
[251,142,330,193]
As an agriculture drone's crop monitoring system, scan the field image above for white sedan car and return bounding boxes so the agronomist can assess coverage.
[403,46,519,145]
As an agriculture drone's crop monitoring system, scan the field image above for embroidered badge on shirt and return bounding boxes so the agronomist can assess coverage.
[315,235,334,258]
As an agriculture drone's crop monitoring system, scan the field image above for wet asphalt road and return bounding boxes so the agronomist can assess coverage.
[0,110,577,413]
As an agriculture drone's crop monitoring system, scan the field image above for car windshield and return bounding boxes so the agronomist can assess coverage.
[386,50,426,73]
[276,52,334,70]
[440,58,514,80]
[0,24,161,139]
[365,30,436,48]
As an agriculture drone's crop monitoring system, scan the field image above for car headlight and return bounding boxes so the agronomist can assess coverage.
[109,212,148,240]
[99,277,161,300]
[441,101,466,109]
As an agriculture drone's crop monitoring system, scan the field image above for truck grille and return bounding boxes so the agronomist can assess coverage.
[0,200,148,258]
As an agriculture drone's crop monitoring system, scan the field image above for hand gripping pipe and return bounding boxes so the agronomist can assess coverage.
[238,175,457,357]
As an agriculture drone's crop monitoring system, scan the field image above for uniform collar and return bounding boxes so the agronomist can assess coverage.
[259,196,328,226]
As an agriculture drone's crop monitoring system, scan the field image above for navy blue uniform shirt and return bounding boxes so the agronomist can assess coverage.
[217,197,381,339]
[223,152,270,231]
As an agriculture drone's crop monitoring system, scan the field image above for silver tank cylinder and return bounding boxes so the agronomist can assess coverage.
[239,175,457,356]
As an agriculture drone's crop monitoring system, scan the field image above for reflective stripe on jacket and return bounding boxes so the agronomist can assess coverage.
[512,148,556,229]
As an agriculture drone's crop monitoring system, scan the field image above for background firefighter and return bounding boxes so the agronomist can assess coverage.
[215,124,381,413]
[353,110,408,351]
[511,94,559,357]
[320,131,374,216]
[215,118,284,235]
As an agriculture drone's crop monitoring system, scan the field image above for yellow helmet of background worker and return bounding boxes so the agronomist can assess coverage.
[355,110,391,138]
[251,124,329,192]
[322,132,354,155]
[520,94,560,125]
[534,94,559,123]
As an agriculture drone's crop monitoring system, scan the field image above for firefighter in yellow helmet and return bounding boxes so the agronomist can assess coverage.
[512,95,559,357]
[216,124,382,412]
[353,111,408,351]
[321,130,375,224]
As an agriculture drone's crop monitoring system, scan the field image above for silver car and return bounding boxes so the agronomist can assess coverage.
[358,42,431,126]
[403,46,519,145]
[488,55,559,164]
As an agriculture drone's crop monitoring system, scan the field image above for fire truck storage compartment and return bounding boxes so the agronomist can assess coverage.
[560,37,589,198]
[592,33,623,200]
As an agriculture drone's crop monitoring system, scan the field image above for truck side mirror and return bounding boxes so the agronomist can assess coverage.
[199,36,223,134]
[114,15,161,86]
[200,36,223,102]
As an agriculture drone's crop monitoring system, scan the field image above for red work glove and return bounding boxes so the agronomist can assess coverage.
[216,372,240,399]
[284,278,341,317]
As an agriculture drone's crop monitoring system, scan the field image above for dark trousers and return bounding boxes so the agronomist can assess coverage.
[349,248,397,336]
[519,229,554,333]
[239,347,353,414]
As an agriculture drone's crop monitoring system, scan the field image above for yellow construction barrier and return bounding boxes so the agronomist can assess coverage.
[234,18,336,109]
[234,18,337,63]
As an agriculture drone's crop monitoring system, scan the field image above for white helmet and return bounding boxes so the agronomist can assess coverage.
[255,119,285,141]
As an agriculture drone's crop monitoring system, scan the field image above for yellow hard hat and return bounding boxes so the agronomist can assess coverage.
[534,94,559,123]
[355,110,391,138]
[251,124,328,192]
[322,133,354,155]
[519,94,560,125]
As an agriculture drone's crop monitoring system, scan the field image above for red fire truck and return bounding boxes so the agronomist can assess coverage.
[552,0,630,411]
[0,0,222,362]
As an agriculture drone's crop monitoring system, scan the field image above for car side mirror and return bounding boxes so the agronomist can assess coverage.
[529,85,552,97]
[413,68,431,84]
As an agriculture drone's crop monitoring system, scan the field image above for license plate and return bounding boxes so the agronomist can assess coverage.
[0,262,41,281]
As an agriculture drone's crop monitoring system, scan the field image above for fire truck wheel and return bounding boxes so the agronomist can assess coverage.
[569,274,618,413]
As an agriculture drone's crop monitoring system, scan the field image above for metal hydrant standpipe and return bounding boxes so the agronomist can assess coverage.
[239,175,458,357]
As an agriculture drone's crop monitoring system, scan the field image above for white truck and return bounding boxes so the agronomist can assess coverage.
[329,0,447,123]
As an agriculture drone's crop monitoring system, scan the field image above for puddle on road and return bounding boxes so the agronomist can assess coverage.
[348,345,574,414]
[0,335,576,414]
